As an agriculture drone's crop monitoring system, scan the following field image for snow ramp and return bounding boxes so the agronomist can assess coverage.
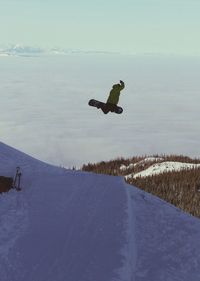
[1,142,200,281]
[0,142,133,281]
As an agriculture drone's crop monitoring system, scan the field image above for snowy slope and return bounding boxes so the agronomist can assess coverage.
[1,142,200,281]
[0,142,129,281]
[126,161,200,179]
[120,157,164,171]
[128,185,200,280]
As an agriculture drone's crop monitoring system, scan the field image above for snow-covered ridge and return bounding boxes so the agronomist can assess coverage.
[0,44,118,57]
[0,141,64,179]
[125,161,200,179]
[0,45,44,57]
[120,157,164,171]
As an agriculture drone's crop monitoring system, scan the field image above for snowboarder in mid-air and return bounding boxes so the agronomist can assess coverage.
[88,80,125,114]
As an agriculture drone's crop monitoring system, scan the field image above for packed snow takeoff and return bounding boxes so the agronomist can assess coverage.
[89,80,125,114]
[1,142,200,281]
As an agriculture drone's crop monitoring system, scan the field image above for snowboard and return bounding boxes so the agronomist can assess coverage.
[88,99,123,114]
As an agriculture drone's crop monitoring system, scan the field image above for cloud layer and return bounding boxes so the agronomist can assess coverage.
[0,54,200,167]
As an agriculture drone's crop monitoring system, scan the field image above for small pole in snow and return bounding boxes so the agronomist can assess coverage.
[13,166,22,191]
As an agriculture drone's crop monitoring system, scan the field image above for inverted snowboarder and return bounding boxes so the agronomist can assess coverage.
[88,80,125,114]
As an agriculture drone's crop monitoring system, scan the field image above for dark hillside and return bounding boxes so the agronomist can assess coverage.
[82,155,200,217]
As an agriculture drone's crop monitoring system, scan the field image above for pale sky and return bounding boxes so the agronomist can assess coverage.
[1,0,200,54]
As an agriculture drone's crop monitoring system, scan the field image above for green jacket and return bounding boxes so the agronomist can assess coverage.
[106,81,125,105]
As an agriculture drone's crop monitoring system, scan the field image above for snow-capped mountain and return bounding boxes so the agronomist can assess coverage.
[0,45,63,57]
[0,44,116,57]
[1,142,200,281]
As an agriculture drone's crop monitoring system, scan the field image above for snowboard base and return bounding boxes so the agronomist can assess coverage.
[88,99,123,114]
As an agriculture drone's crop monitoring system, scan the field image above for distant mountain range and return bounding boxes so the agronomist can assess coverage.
[0,44,118,57]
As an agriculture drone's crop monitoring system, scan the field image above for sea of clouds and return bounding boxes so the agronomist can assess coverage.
[0,54,200,167]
